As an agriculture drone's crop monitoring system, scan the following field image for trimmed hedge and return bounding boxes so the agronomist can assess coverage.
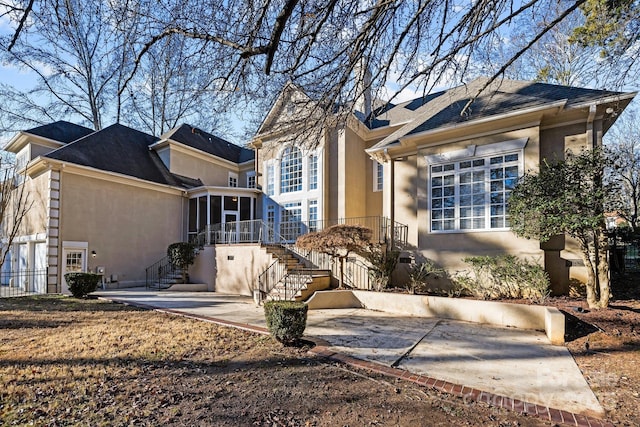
[264,300,308,345]
[64,272,101,298]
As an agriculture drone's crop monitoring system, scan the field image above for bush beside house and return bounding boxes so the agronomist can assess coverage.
[64,272,101,298]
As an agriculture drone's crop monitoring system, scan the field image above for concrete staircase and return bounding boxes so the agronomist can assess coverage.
[262,245,331,301]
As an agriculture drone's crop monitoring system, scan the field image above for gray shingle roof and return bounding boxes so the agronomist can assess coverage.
[25,121,94,143]
[367,78,630,150]
[46,123,197,188]
[164,124,254,163]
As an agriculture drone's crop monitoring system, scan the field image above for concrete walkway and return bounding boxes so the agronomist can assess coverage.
[95,289,606,425]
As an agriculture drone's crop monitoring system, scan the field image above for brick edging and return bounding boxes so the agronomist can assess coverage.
[98,296,612,427]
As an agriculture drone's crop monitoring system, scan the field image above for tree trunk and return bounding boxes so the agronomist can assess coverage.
[580,250,599,309]
[338,257,344,289]
[595,233,611,308]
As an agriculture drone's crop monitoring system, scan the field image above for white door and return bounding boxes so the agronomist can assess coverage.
[33,243,47,294]
[16,244,28,290]
[223,212,239,243]
[62,247,87,294]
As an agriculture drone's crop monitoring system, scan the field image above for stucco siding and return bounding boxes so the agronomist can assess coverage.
[170,149,236,187]
[58,172,184,287]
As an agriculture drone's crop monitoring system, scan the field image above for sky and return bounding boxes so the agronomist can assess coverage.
[0,4,638,147]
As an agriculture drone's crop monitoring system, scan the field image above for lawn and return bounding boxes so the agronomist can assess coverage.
[0,296,547,426]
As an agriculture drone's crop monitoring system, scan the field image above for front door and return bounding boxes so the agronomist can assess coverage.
[62,246,87,294]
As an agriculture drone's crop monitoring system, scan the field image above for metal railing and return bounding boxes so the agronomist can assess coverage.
[257,222,315,301]
[0,269,48,297]
[186,216,405,299]
[145,256,179,289]
[189,216,408,248]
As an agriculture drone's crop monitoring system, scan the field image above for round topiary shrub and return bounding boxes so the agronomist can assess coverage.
[64,272,101,298]
[264,300,308,345]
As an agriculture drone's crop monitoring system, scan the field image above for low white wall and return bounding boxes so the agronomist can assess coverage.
[306,290,565,345]
[211,244,273,296]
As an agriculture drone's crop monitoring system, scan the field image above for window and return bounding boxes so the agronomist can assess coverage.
[266,164,274,196]
[247,172,256,189]
[228,172,238,187]
[280,146,303,193]
[308,200,318,232]
[309,155,318,190]
[266,204,276,241]
[430,152,520,232]
[280,202,302,240]
[374,161,384,192]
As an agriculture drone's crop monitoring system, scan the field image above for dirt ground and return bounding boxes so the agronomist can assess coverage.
[0,276,638,426]
[544,273,640,426]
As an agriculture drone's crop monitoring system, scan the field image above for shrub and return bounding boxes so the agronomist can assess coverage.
[405,260,445,294]
[453,255,550,303]
[366,247,400,291]
[65,272,101,298]
[167,242,196,283]
[264,300,308,345]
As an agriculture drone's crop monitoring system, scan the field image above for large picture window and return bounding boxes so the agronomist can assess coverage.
[430,152,520,232]
[280,146,303,193]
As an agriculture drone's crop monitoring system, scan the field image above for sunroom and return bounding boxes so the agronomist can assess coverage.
[187,187,261,245]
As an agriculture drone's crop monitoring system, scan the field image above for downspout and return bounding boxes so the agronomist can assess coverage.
[586,104,597,149]
[384,148,395,249]
[56,165,64,293]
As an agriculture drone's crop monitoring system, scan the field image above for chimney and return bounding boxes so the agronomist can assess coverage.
[354,57,372,119]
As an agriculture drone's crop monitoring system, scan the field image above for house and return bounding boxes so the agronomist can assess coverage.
[252,77,636,294]
[2,122,259,294]
[2,77,635,299]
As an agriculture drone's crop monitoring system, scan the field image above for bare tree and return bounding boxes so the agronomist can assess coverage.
[606,108,640,230]
[0,157,32,269]
[2,1,638,141]
[0,0,231,138]
[121,33,224,135]
[0,0,123,130]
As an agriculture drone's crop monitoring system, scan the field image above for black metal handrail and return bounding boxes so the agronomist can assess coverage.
[145,256,178,289]
[0,269,48,297]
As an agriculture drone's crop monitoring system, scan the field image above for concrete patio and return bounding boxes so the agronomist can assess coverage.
[94,288,605,422]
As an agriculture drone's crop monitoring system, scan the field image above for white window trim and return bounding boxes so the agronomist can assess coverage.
[425,138,528,234]
[247,171,256,188]
[425,137,528,164]
[373,160,384,192]
[228,172,238,188]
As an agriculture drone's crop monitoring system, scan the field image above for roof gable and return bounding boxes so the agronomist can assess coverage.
[368,78,634,151]
[162,124,254,164]
[255,82,316,137]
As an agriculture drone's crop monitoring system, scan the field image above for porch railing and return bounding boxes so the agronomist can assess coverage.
[189,216,408,247]
[0,269,48,297]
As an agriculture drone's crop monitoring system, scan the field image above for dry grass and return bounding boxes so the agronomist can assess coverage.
[0,296,547,426]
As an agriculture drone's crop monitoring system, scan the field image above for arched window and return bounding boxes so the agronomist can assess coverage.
[280,146,303,193]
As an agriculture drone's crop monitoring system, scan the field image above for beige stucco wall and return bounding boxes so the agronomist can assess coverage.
[168,147,239,187]
[13,171,49,237]
[58,172,185,287]
[202,244,273,295]
[339,126,367,218]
